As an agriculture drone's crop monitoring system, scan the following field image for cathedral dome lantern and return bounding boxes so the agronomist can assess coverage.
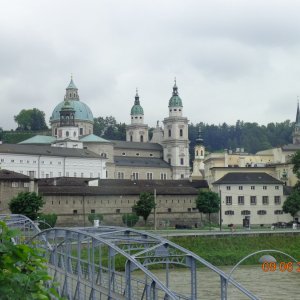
[168,79,183,117]
[50,77,94,137]
[130,90,144,116]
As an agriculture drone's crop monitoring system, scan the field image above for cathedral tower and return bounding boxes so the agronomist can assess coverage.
[191,126,205,179]
[293,101,300,144]
[162,80,190,179]
[126,90,149,142]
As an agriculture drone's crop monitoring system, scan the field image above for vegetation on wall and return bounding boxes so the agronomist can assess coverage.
[122,213,139,227]
[88,213,104,225]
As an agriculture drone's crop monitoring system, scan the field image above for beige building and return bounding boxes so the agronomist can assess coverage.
[0,169,37,214]
[38,177,209,226]
[212,172,293,226]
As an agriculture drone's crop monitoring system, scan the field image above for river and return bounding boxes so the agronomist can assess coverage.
[138,265,299,299]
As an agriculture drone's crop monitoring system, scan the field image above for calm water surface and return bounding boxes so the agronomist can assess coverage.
[136,265,299,300]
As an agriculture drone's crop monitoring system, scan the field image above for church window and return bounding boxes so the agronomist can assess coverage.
[54,128,57,136]
[150,153,153,157]
[180,129,183,137]
[174,109,177,111]
[196,150,199,156]
[66,131,69,137]
[169,109,172,112]
[69,93,72,97]
[130,135,133,142]
[160,173,167,180]
[168,129,171,137]
[140,135,143,142]
[117,172,124,179]
[80,128,83,135]
[74,132,76,137]
[74,93,76,97]
[122,152,126,156]
[181,174,184,178]
[200,150,203,156]
[135,116,138,119]
[136,153,140,156]
[180,158,184,165]
[168,158,171,164]
[140,117,142,119]
[179,109,181,111]
[131,117,133,120]
[132,172,139,180]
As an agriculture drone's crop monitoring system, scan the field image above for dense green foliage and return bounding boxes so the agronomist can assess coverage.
[133,192,156,224]
[189,120,293,155]
[37,213,58,229]
[9,192,44,220]
[196,190,220,224]
[88,213,104,224]
[122,213,139,227]
[0,221,59,299]
[14,108,48,131]
[282,151,300,218]
[93,116,126,140]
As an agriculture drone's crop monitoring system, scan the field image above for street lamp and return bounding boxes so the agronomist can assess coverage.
[225,249,298,299]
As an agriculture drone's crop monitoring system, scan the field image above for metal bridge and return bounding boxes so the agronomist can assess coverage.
[0,214,258,300]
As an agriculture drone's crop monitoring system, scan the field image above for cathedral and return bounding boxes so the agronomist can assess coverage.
[16,77,203,180]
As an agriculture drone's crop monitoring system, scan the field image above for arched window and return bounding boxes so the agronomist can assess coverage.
[168,129,171,137]
[66,131,69,137]
[196,150,199,156]
[140,135,143,142]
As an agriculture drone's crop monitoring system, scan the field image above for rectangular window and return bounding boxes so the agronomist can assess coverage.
[117,172,124,179]
[180,158,184,165]
[0,159,4,162]
[80,128,83,135]
[168,158,171,164]
[116,209,120,214]
[168,129,171,137]
[226,196,232,205]
[91,209,95,214]
[147,172,153,180]
[262,196,269,205]
[24,182,29,187]
[250,196,257,205]
[12,182,19,188]
[73,210,78,214]
[275,186,279,190]
[226,186,231,190]
[239,186,243,190]
[168,208,172,213]
[274,196,281,205]
[160,173,167,180]
[263,186,267,190]
[251,186,255,190]
[132,172,139,180]
[238,196,244,205]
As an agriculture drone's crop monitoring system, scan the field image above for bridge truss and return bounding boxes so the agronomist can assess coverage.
[0,214,258,300]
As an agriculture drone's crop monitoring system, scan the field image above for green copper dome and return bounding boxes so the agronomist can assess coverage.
[130,90,144,115]
[169,81,183,107]
[50,100,94,123]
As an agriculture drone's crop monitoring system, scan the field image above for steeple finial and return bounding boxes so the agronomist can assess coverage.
[172,78,178,96]
[196,125,204,144]
[134,88,140,105]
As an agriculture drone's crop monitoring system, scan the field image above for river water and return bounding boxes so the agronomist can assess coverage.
[139,265,299,299]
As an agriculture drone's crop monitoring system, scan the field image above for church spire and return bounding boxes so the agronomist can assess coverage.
[296,98,300,124]
[196,126,204,144]
[172,77,179,96]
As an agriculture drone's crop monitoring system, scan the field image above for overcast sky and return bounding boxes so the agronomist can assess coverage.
[1,0,300,130]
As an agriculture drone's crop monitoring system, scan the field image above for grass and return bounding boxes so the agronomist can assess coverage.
[170,235,300,266]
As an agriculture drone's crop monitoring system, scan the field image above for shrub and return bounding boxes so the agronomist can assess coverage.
[122,213,139,227]
[37,213,57,229]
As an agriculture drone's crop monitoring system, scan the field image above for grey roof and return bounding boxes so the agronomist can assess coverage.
[114,156,170,168]
[213,172,283,185]
[282,144,300,151]
[0,169,31,181]
[80,134,110,143]
[38,179,208,196]
[0,144,101,159]
[110,140,163,151]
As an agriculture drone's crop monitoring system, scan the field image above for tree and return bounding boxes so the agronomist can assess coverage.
[14,108,48,131]
[122,213,139,227]
[196,190,220,227]
[9,192,44,220]
[283,191,300,218]
[0,221,60,299]
[93,116,126,140]
[37,213,57,229]
[133,192,155,225]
